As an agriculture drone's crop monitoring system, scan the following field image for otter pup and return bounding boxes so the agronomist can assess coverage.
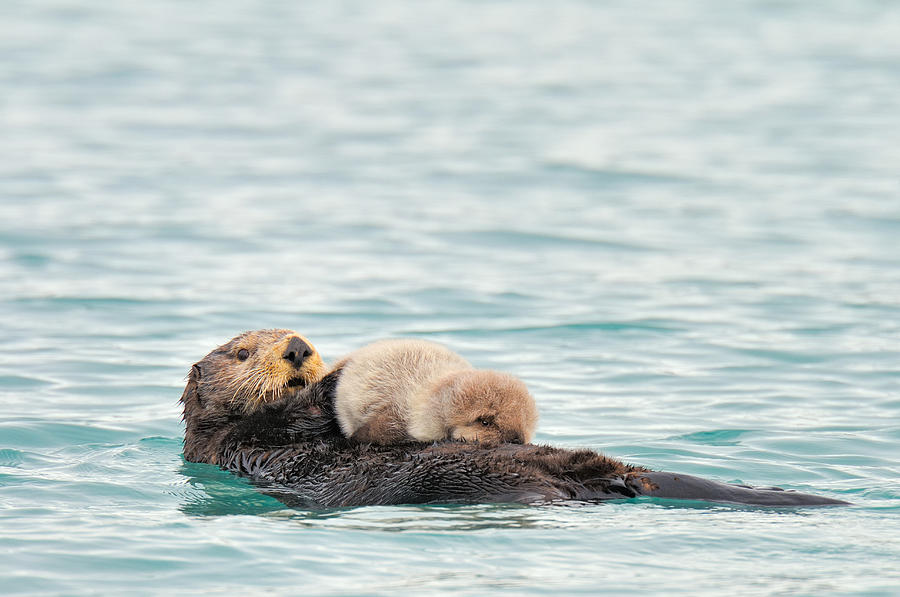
[331,339,538,445]
[180,331,850,508]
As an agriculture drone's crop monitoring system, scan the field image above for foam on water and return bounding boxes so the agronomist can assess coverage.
[1,0,899,594]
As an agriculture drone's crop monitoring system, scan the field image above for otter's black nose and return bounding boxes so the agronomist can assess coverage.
[283,337,313,367]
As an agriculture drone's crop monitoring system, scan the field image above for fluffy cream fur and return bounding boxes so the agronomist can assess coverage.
[333,339,538,445]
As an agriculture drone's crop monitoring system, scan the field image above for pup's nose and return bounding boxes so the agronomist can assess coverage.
[503,431,525,445]
[282,337,313,367]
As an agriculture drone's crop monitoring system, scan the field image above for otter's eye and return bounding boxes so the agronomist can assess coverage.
[478,418,492,427]
[237,349,250,361]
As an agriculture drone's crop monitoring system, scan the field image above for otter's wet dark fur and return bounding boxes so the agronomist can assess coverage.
[181,331,850,508]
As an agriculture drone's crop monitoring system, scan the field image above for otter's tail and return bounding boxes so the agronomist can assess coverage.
[627,472,850,506]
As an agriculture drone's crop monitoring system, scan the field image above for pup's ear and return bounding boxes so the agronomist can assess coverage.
[180,363,203,408]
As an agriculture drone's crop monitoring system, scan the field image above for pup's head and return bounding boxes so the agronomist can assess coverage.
[436,370,538,445]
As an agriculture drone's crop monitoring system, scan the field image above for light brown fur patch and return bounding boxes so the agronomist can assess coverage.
[200,329,326,413]
[438,370,538,445]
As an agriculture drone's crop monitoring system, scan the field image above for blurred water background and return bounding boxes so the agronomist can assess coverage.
[1,1,899,594]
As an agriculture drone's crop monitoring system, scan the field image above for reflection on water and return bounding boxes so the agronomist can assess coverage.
[280,503,551,533]
[178,462,287,517]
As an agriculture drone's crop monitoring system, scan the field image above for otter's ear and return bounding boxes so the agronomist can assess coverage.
[180,363,203,407]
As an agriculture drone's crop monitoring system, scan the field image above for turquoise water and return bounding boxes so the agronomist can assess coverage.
[2,0,899,594]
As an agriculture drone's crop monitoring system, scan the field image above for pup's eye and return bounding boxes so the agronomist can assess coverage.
[237,349,250,361]
[478,418,492,427]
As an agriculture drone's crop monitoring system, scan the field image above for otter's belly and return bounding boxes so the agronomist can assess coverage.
[219,442,850,509]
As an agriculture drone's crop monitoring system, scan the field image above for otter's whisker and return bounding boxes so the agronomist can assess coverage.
[231,370,263,408]
[249,372,268,410]
[241,373,263,409]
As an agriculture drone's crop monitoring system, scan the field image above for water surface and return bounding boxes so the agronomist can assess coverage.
[1,1,899,594]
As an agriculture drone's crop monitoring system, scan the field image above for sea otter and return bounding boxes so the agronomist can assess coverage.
[180,329,326,464]
[332,339,538,445]
[180,330,850,508]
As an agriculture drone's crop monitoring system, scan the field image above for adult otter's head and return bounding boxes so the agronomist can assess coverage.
[433,370,538,445]
[181,329,326,462]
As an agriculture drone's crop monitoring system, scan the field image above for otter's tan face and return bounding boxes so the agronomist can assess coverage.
[440,370,538,445]
[193,329,326,413]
